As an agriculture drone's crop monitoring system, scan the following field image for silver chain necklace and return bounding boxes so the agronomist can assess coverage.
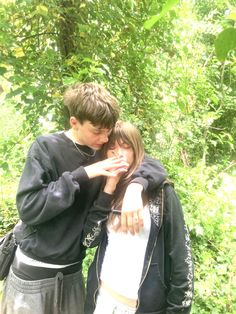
[72,141,96,159]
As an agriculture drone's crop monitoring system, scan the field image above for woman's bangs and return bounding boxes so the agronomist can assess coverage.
[116,128,132,147]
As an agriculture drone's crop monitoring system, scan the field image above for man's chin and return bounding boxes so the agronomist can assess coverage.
[92,145,102,150]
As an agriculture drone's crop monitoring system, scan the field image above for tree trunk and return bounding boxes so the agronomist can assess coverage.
[58,0,79,58]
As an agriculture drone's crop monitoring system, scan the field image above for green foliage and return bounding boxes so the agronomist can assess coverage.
[175,165,236,313]
[0,0,235,312]
[0,88,56,235]
[82,248,96,282]
[0,101,29,235]
[215,28,236,61]
[144,0,180,30]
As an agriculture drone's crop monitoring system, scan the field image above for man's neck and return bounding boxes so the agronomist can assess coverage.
[64,129,81,145]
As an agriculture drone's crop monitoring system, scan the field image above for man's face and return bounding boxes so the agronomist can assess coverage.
[75,120,112,150]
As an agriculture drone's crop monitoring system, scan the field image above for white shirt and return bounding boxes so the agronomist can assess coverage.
[100,206,151,300]
[15,246,78,268]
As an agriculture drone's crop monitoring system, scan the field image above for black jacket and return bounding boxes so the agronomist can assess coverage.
[16,132,167,265]
[84,184,194,314]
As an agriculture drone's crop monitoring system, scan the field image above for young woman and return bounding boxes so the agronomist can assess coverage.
[82,121,194,314]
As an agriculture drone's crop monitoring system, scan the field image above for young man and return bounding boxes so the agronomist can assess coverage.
[0,82,167,314]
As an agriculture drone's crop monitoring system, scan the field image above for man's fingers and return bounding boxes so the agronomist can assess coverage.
[102,170,117,177]
[126,214,135,235]
[84,156,129,179]
[102,168,128,177]
[121,213,127,233]
[106,157,129,169]
[133,214,140,234]
[137,210,144,229]
[132,211,143,234]
[120,210,144,235]
[101,158,129,176]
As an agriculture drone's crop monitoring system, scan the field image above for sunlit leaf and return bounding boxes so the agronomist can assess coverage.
[215,28,236,62]
[226,10,236,21]
[144,0,179,30]
[36,5,48,16]
[12,47,25,58]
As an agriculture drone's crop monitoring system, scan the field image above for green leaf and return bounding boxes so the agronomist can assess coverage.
[226,10,236,21]
[144,15,159,30]
[36,5,48,17]
[0,66,7,75]
[144,0,179,30]
[215,28,236,62]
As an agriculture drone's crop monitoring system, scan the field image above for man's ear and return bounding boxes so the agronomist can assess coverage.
[70,116,79,129]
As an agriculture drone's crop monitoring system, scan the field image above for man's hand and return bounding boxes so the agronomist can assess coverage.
[121,183,144,235]
[84,157,129,179]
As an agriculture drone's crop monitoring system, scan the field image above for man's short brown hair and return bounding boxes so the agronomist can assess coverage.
[64,82,120,129]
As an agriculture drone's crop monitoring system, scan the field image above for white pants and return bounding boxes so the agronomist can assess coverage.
[94,287,136,314]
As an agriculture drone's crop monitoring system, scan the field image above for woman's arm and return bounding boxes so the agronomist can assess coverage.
[82,175,120,248]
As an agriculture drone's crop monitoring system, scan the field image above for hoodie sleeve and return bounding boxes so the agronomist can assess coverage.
[131,155,168,191]
[82,155,168,248]
[81,191,113,248]
[16,138,90,225]
[164,185,194,314]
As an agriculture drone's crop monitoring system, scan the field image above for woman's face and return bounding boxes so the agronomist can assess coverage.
[107,141,134,167]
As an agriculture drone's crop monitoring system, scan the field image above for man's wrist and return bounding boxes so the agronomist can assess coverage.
[126,182,144,192]
[130,177,148,191]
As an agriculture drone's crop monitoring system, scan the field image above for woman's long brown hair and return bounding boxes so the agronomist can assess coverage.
[102,120,145,210]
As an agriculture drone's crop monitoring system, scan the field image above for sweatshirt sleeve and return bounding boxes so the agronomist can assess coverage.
[131,155,168,191]
[16,139,90,225]
[164,185,194,314]
[81,191,112,248]
[82,155,168,247]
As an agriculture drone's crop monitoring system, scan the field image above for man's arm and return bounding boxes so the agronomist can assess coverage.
[17,139,128,225]
[82,156,168,238]
[131,155,168,191]
[121,155,168,234]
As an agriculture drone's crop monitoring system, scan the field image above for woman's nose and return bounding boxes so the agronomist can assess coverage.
[117,148,125,158]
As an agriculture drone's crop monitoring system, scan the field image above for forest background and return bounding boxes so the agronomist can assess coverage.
[0,0,235,313]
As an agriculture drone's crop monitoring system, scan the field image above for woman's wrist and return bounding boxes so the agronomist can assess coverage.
[103,183,116,194]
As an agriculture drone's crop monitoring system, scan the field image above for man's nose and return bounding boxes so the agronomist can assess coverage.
[100,133,109,143]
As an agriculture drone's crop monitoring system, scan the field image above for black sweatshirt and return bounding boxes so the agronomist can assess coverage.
[16,132,167,265]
